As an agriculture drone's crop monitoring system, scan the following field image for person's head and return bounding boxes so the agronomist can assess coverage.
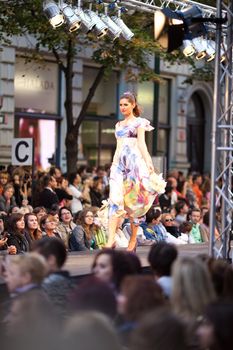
[175,200,189,215]
[130,307,187,350]
[0,171,9,186]
[179,221,193,234]
[33,237,67,272]
[192,173,202,186]
[146,207,162,225]
[190,208,202,224]
[3,184,14,200]
[4,253,47,292]
[161,213,175,227]
[24,213,38,233]
[77,208,95,227]
[202,211,210,227]
[171,257,216,320]
[167,176,177,190]
[70,276,117,319]
[68,172,81,186]
[197,302,233,350]
[7,212,25,234]
[119,91,142,117]
[59,206,73,225]
[148,242,178,277]
[209,259,233,300]
[0,213,6,233]
[92,249,140,290]
[49,166,62,179]
[64,312,121,350]
[118,275,165,321]
[40,214,57,233]
[33,206,47,223]
[42,174,57,190]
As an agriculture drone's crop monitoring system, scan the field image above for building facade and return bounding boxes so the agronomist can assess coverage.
[0,37,214,174]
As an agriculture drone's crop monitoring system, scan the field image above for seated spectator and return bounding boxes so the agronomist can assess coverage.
[0,171,9,196]
[38,175,59,211]
[69,209,98,251]
[70,276,117,320]
[33,237,73,318]
[140,207,165,242]
[197,302,233,350]
[117,275,165,345]
[202,211,220,240]
[40,214,61,239]
[6,213,29,254]
[129,308,187,350]
[0,214,9,253]
[192,173,203,208]
[189,208,209,243]
[161,213,180,238]
[55,176,73,208]
[208,259,233,301]
[68,172,83,215]
[92,249,140,292]
[171,256,216,348]
[24,213,42,250]
[33,206,47,225]
[148,242,178,298]
[158,184,172,212]
[56,207,76,249]
[3,252,47,298]
[174,200,189,225]
[90,176,104,208]
[179,221,195,244]
[63,312,121,350]
[0,185,16,215]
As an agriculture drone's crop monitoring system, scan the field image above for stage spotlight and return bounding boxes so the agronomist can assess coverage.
[85,10,108,38]
[182,39,195,57]
[192,37,206,60]
[43,0,64,28]
[111,16,134,41]
[154,6,207,53]
[100,14,122,40]
[204,40,216,62]
[74,7,95,33]
[61,2,81,32]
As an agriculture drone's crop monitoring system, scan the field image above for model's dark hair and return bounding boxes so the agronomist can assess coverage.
[120,91,142,117]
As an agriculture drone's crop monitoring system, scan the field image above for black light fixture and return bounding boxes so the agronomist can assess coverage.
[154,5,227,61]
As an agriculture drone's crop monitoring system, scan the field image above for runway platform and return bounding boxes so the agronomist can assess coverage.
[63,243,209,277]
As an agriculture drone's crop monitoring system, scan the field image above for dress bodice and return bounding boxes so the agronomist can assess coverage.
[115,117,154,139]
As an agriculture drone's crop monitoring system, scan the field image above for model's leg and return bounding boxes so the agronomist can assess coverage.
[127,220,138,252]
[105,215,120,248]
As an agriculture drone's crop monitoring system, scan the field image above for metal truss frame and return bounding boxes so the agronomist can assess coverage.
[209,0,233,259]
[103,1,233,259]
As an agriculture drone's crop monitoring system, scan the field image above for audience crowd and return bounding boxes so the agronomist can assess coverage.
[0,164,231,350]
[0,165,221,255]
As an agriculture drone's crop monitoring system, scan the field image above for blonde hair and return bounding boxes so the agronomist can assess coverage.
[6,253,47,284]
[171,257,216,321]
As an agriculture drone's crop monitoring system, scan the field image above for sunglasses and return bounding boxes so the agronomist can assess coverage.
[165,218,174,222]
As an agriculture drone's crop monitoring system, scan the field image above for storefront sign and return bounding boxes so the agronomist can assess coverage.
[12,138,34,166]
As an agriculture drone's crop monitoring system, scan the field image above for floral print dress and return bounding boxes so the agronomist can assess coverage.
[109,117,159,220]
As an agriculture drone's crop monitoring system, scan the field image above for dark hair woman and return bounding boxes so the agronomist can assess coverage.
[6,213,30,254]
[69,208,98,251]
[24,213,42,249]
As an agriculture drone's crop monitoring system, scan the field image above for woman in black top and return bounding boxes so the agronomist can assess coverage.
[6,213,30,254]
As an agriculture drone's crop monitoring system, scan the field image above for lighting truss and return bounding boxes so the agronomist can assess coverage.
[103,0,218,17]
[209,0,233,260]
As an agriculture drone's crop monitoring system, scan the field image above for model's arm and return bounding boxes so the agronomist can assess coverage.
[137,127,154,173]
